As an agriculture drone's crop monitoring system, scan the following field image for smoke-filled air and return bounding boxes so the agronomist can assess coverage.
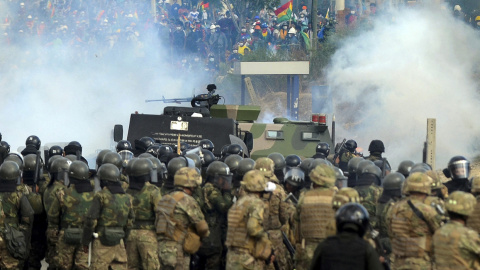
[327,5,480,169]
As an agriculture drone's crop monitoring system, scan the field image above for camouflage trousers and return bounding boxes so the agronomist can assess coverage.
[125,229,160,270]
[294,241,321,270]
[24,221,47,270]
[45,228,60,268]
[226,249,265,270]
[0,235,21,270]
[393,256,433,270]
[52,230,89,270]
[91,238,127,270]
[266,230,292,270]
[157,240,190,270]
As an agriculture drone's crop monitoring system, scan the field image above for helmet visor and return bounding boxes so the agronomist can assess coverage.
[118,150,134,168]
[449,160,470,179]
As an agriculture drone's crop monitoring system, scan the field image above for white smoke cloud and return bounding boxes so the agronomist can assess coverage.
[328,6,480,170]
[0,3,207,166]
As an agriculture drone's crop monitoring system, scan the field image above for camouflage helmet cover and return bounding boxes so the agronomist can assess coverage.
[333,187,360,209]
[445,191,476,216]
[402,172,432,195]
[174,167,200,188]
[309,164,336,187]
[241,169,266,192]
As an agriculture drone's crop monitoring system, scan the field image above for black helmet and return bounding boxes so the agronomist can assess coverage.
[237,158,256,176]
[96,149,111,167]
[368,140,385,153]
[207,161,231,177]
[335,203,369,237]
[116,140,132,152]
[383,172,405,191]
[158,145,174,159]
[224,154,243,172]
[146,145,162,158]
[359,163,382,179]
[315,142,330,156]
[201,149,216,168]
[374,159,391,173]
[68,161,89,181]
[285,154,301,168]
[0,141,10,154]
[267,153,286,171]
[448,156,470,179]
[220,144,230,157]
[97,163,120,182]
[299,158,314,174]
[102,152,123,170]
[49,145,64,157]
[23,154,39,172]
[198,139,214,152]
[185,154,202,169]
[64,141,82,155]
[25,135,41,150]
[227,144,243,156]
[135,137,156,152]
[5,154,24,170]
[0,161,21,181]
[129,158,154,177]
[285,167,305,187]
[348,157,365,174]
[345,140,357,152]
[397,160,414,177]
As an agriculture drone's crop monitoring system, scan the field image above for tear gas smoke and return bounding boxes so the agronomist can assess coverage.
[0,1,211,166]
[328,6,480,169]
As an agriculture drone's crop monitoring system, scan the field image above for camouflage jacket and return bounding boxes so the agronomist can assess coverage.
[126,182,162,230]
[155,189,207,241]
[82,187,134,245]
[43,180,65,227]
[467,196,480,234]
[386,196,441,260]
[355,184,383,229]
[434,221,480,270]
[47,185,95,229]
[17,183,43,215]
[424,196,448,223]
[203,182,233,223]
[365,152,383,162]
[0,191,34,230]
[338,151,355,171]
[262,183,289,231]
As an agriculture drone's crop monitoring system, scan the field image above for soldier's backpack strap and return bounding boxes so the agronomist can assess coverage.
[407,200,435,233]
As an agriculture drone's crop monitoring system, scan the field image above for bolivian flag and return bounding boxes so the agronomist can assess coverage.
[275,0,293,23]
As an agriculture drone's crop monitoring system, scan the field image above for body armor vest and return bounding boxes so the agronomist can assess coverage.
[155,192,186,241]
[467,197,480,234]
[300,189,335,241]
[263,184,284,230]
[225,195,256,252]
[390,201,432,258]
[434,224,474,270]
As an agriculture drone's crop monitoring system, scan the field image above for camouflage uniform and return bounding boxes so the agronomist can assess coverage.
[43,180,65,268]
[365,152,383,162]
[467,195,480,233]
[355,184,383,229]
[256,158,292,270]
[125,182,161,270]
[386,195,441,270]
[0,188,34,269]
[225,170,272,270]
[155,168,209,270]
[120,174,129,191]
[325,187,361,237]
[198,182,233,269]
[294,165,336,270]
[338,151,355,172]
[47,183,95,269]
[82,186,134,270]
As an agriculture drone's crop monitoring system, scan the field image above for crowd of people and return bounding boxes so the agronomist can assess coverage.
[0,130,478,270]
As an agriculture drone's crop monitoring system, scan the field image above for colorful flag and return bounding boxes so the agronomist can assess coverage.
[96,10,105,21]
[275,0,293,23]
[47,0,52,9]
[325,8,329,20]
[50,6,55,18]
[199,1,209,10]
[134,10,138,20]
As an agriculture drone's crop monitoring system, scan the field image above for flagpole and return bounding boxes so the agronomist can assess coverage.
[311,0,317,52]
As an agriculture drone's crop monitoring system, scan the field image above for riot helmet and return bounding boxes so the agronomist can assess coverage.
[5,153,24,170]
[68,161,89,181]
[97,163,120,182]
[227,144,243,156]
[64,141,82,155]
[186,153,202,170]
[315,142,330,156]
[206,161,232,190]
[102,152,123,170]
[47,155,62,172]
[198,139,214,152]
[335,203,370,237]
[201,149,216,168]
[146,145,162,158]
[285,154,301,168]
[224,154,243,172]
[96,149,111,168]
[167,156,193,178]
[49,145,64,157]
[128,158,154,177]
[334,167,348,188]
[118,150,134,168]
[25,135,41,150]
[0,161,21,182]
[368,140,384,153]
[237,158,256,176]
[382,172,405,191]
[267,153,286,171]
[0,141,10,154]
[345,140,357,152]
[299,158,314,174]
[284,167,305,188]
[447,156,470,179]
[220,144,230,158]
[397,160,414,177]
[135,137,155,152]
[116,140,133,152]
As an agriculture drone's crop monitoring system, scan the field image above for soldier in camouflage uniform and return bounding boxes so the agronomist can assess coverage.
[43,157,71,269]
[336,140,358,172]
[102,152,129,191]
[433,191,480,269]
[0,161,34,270]
[386,172,442,270]
[155,167,210,270]
[161,157,189,196]
[47,161,94,269]
[365,140,386,162]
[197,161,233,269]
[125,158,161,270]
[82,163,134,270]
[225,170,273,270]
[424,170,448,223]
[325,187,361,237]
[21,154,47,270]
[294,164,337,270]
[467,176,480,233]
[354,161,383,229]
[255,157,292,270]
